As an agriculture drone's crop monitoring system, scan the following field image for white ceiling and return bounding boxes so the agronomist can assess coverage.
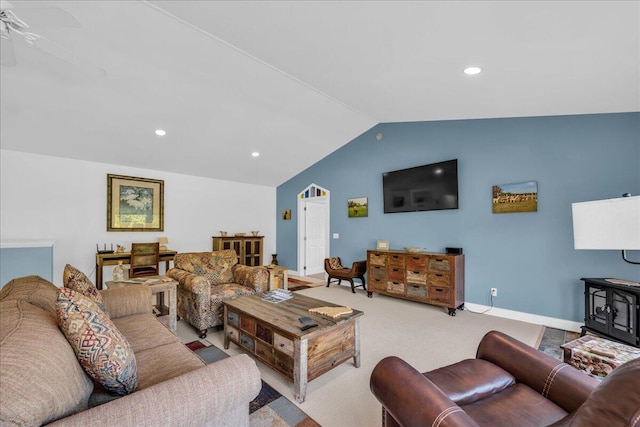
[1,1,638,186]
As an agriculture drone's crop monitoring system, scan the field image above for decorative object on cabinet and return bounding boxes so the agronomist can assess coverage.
[572,194,640,265]
[219,230,228,236]
[251,230,259,236]
[324,257,367,294]
[367,249,464,315]
[492,181,538,214]
[581,278,640,347]
[107,174,164,231]
[212,235,263,266]
[271,254,279,265]
[376,240,389,250]
[404,246,422,253]
[348,197,368,218]
[282,209,291,220]
[157,237,168,250]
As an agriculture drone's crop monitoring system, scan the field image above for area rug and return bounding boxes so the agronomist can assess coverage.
[185,341,320,427]
[288,277,321,292]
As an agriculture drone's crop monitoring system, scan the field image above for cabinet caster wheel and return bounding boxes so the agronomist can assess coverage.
[367,292,373,298]
[448,308,457,316]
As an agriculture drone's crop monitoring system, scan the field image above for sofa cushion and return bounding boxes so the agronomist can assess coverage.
[112,313,180,353]
[63,264,108,314]
[328,257,343,270]
[0,298,94,426]
[0,274,59,313]
[56,288,138,396]
[174,250,237,284]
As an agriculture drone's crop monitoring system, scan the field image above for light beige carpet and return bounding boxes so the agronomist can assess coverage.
[205,284,544,427]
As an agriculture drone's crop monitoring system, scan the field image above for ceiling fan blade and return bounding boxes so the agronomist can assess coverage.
[11,7,80,28]
[0,35,16,66]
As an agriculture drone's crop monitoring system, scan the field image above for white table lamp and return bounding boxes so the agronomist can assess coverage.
[158,237,169,251]
[572,195,640,264]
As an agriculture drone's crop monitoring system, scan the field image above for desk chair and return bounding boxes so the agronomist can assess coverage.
[324,257,367,294]
[130,242,160,278]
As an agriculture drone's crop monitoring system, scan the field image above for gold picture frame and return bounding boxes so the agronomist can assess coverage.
[107,174,164,231]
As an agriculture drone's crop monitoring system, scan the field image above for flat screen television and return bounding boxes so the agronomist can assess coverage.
[383,159,458,213]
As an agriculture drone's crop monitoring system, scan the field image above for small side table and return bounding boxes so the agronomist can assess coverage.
[105,276,177,334]
[266,265,288,291]
[561,334,640,378]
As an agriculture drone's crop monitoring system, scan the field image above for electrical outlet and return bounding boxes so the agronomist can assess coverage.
[491,288,498,297]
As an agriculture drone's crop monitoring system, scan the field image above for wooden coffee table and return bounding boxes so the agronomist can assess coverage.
[223,293,363,403]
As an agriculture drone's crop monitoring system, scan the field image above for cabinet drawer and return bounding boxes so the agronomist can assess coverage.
[429,257,451,272]
[370,278,386,292]
[406,270,427,284]
[387,254,405,268]
[428,272,451,287]
[226,325,239,342]
[240,316,255,333]
[227,311,239,328]
[274,333,294,356]
[387,281,405,294]
[429,286,451,303]
[368,252,386,266]
[256,323,273,345]
[255,341,275,365]
[275,352,294,377]
[406,284,427,300]
[406,256,427,270]
[369,265,386,279]
[240,332,255,352]
[387,267,405,281]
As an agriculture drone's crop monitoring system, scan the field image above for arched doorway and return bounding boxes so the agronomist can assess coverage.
[297,184,330,276]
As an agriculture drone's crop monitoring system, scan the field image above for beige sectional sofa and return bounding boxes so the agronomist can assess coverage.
[0,275,262,426]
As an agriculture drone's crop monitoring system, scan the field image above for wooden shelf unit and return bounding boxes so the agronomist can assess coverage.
[367,249,465,315]
[212,236,263,266]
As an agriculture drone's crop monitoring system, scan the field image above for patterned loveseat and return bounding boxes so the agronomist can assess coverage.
[167,250,268,338]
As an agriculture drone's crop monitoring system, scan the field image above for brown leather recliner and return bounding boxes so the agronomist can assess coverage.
[370,330,640,427]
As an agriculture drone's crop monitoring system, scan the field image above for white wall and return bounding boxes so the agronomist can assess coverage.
[0,149,276,285]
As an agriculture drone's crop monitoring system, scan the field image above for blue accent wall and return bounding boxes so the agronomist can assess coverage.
[0,246,54,288]
[277,112,640,321]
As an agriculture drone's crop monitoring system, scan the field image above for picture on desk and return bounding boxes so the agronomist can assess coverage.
[107,174,164,232]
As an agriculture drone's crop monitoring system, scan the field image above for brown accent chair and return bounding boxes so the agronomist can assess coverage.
[324,257,367,294]
[129,242,160,278]
[370,330,640,427]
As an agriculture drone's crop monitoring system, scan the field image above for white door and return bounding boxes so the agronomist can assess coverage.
[304,201,328,275]
[297,184,330,276]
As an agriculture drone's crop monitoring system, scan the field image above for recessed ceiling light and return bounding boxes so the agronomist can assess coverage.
[155,129,166,136]
[463,66,482,75]
[251,152,260,157]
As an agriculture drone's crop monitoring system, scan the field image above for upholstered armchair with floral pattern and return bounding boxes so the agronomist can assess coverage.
[167,250,268,338]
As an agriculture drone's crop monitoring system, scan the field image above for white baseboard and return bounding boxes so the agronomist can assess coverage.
[464,302,583,332]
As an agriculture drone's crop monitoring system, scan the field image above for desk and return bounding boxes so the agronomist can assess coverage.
[96,249,177,290]
[105,276,178,334]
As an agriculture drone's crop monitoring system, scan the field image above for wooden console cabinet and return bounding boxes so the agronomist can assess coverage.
[367,249,464,315]
[212,236,263,266]
[582,278,640,347]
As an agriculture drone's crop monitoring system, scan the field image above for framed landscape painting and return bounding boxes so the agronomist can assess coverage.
[348,197,368,218]
[107,174,164,231]
[492,181,538,214]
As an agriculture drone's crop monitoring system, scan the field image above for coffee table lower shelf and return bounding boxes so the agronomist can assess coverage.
[223,294,363,403]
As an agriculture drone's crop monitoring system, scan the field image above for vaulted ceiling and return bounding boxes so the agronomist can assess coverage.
[1,1,638,186]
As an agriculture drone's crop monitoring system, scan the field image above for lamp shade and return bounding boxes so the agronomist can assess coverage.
[572,196,640,250]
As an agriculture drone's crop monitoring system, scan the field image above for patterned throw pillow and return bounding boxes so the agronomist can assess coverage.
[63,264,108,314]
[329,257,343,270]
[56,288,138,396]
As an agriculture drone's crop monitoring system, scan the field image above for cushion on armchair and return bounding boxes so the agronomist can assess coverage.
[328,257,343,270]
[174,250,237,284]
